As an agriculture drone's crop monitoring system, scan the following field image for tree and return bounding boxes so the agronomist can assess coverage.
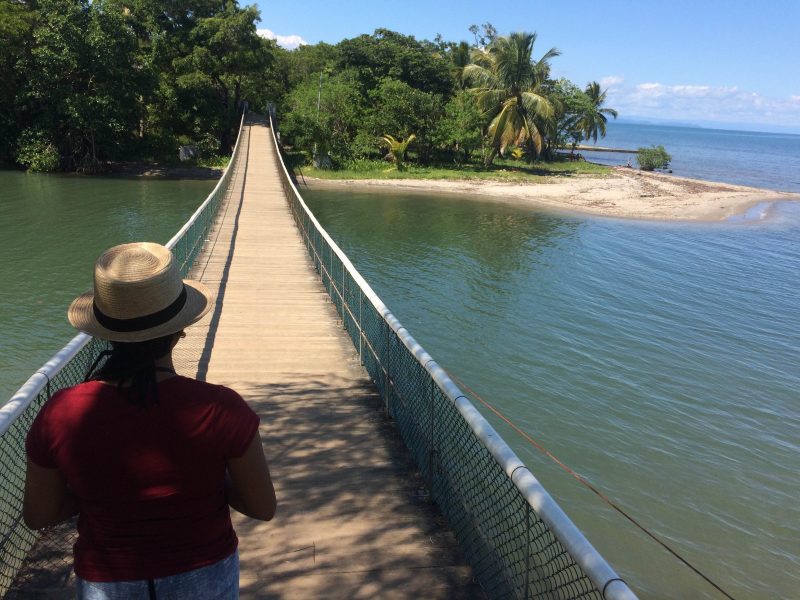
[468,22,498,48]
[464,32,560,165]
[15,0,144,171]
[2,0,277,170]
[432,90,484,165]
[434,38,472,89]
[336,29,454,97]
[173,3,270,153]
[637,145,671,171]
[545,78,588,156]
[281,70,364,165]
[110,0,274,157]
[0,0,36,162]
[381,134,415,171]
[365,78,443,163]
[576,81,618,143]
[277,42,339,91]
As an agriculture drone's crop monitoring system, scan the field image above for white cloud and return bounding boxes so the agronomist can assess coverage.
[605,81,800,129]
[600,75,624,88]
[257,28,306,50]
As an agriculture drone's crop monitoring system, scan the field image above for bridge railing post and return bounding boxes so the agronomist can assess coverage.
[427,376,435,487]
[383,321,390,418]
[341,262,346,330]
[524,503,531,598]
[358,291,363,365]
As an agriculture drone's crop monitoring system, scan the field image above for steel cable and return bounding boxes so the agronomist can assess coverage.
[447,371,736,600]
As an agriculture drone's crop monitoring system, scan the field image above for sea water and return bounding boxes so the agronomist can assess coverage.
[302,124,800,598]
[0,171,213,401]
[582,121,800,193]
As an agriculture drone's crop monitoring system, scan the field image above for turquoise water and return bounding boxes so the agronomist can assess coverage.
[303,188,800,599]
[583,122,800,193]
[0,171,214,402]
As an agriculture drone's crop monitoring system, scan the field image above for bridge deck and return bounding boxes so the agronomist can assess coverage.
[174,118,480,598]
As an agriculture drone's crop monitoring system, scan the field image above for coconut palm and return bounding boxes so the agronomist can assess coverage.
[450,41,471,89]
[381,134,416,171]
[578,81,618,143]
[464,32,560,165]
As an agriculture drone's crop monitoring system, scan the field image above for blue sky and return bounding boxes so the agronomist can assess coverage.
[254,0,800,134]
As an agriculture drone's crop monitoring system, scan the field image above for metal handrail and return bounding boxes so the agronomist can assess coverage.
[266,113,637,600]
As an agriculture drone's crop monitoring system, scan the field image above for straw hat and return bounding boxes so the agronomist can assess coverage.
[68,242,214,342]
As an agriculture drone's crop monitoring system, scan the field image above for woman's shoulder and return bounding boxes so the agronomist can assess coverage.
[166,377,256,428]
[48,380,108,404]
[34,380,109,423]
[166,376,245,403]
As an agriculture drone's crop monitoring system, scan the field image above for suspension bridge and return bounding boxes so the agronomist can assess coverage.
[0,113,636,599]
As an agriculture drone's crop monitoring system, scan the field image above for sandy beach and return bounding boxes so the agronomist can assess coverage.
[304,167,800,221]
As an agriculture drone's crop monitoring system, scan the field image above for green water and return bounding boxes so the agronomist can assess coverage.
[303,188,800,600]
[0,170,214,402]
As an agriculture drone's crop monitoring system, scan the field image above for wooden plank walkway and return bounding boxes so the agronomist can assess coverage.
[174,116,482,599]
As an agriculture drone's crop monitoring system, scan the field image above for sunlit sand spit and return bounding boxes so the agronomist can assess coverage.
[305,168,800,221]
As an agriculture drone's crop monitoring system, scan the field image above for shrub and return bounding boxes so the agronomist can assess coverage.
[636,145,671,171]
[16,128,60,172]
[341,158,384,172]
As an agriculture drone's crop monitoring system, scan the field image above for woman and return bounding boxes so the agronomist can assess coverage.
[24,242,276,599]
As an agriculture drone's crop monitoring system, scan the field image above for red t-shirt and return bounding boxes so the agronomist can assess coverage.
[25,376,260,582]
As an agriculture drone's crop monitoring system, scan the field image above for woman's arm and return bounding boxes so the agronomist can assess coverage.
[225,432,276,521]
[23,459,79,530]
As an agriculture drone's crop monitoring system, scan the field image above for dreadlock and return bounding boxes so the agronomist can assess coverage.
[84,334,177,408]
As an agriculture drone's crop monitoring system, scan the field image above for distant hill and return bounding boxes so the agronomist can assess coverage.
[616,116,800,136]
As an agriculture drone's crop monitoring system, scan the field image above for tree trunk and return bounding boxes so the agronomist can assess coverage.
[483,146,498,167]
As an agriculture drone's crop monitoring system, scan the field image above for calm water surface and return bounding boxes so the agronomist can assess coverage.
[0,170,214,401]
[583,122,800,193]
[304,188,800,599]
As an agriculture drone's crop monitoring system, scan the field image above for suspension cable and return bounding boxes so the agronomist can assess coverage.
[446,371,736,600]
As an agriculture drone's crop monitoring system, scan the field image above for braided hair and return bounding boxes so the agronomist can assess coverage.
[84,334,177,408]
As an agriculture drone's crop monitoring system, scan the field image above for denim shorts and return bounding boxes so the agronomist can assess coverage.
[75,550,239,600]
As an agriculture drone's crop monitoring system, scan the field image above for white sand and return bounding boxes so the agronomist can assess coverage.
[304,168,800,221]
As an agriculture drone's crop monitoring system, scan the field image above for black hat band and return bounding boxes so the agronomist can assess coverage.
[92,286,188,333]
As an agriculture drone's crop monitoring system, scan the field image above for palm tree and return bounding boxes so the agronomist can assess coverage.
[464,32,560,166]
[381,134,416,171]
[450,41,471,89]
[578,81,618,143]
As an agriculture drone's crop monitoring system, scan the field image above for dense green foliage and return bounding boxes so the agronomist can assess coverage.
[1,0,277,171]
[278,25,620,172]
[1,4,620,174]
[636,145,672,171]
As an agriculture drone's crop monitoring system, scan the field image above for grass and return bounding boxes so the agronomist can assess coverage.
[196,154,231,169]
[292,154,610,183]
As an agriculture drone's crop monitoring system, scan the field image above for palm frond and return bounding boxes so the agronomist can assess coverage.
[474,89,506,115]
[520,91,554,120]
[463,63,497,90]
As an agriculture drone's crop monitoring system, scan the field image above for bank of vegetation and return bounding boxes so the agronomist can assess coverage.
[1,0,280,172]
[1,3,619,176]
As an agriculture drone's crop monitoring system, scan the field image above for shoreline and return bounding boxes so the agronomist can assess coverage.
[1,162,225,180]
[302,168,800,222]
[108,163,224,180]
